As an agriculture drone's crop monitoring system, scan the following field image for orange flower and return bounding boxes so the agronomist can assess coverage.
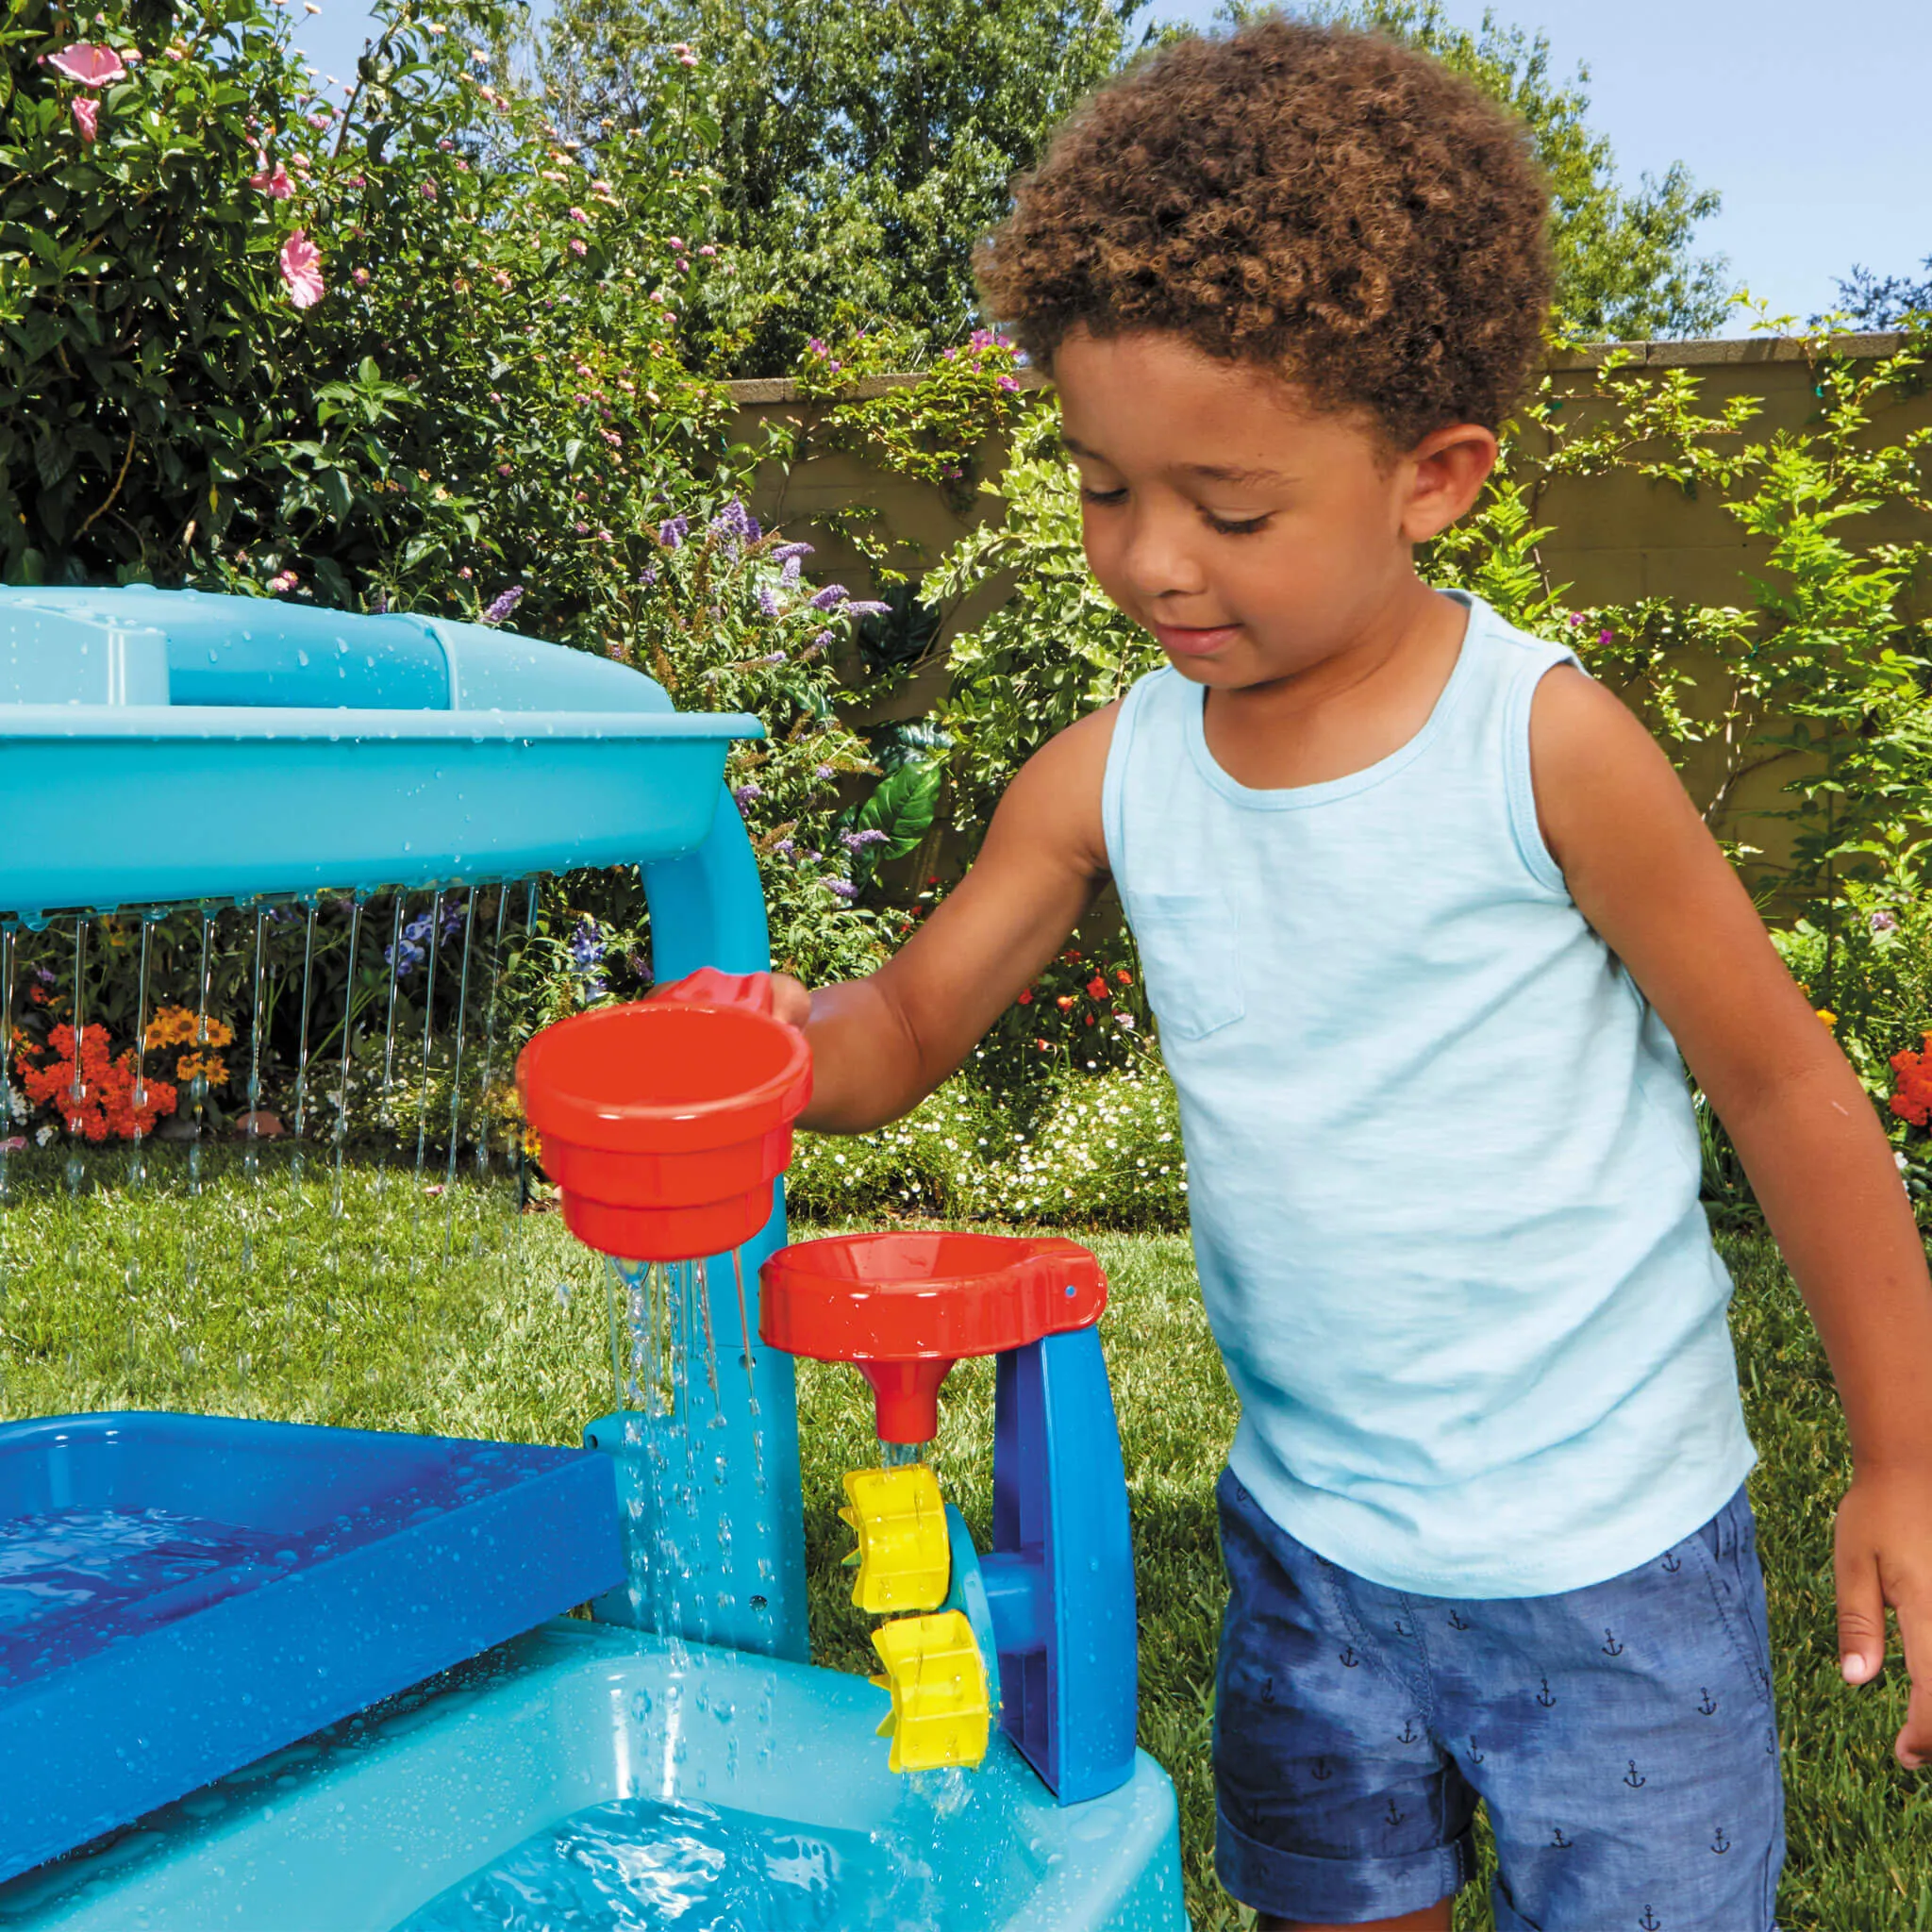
[1085,974,1107,1000]
[22,1024,177,1141]
[1888,1032,1932,1126]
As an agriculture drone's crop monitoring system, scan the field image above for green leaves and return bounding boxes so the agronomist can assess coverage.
[848,758,942,861]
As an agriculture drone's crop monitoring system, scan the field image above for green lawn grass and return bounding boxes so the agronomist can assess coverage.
[1,1150,1926,1927]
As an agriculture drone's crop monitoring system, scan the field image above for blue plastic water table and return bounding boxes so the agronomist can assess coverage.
[0,588,1190,1930]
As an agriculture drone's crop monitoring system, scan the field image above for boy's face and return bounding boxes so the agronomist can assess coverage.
[1053,328,1496,690]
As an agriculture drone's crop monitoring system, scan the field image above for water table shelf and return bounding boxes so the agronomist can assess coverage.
[0,1411,624,1884]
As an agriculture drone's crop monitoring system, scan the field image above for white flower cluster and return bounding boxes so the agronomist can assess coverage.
[787,1070,1189,1230]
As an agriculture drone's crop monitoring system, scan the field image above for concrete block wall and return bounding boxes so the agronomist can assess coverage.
[724,336,1931,886]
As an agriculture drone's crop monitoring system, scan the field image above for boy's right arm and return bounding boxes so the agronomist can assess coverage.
[772,703,1119,1133]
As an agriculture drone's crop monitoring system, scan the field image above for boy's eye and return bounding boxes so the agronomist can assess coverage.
[1079,485,1127,508]
[1205,510,1271,537]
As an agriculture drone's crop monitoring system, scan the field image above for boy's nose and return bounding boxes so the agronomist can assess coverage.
[1116,513,1210,602]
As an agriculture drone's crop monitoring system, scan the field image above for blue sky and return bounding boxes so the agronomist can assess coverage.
[293,0,1927,329]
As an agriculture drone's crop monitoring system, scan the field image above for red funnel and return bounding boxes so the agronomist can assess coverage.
[759,1232,1108,1443]
[516,970,811,1261]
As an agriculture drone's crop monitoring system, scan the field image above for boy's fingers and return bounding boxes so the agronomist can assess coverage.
[1835,1540,1888,1685]
[1895,1601,1932,1770]
[767,973,812,1030]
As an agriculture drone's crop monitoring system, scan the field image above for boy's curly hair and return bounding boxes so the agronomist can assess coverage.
[976,16,1554,445]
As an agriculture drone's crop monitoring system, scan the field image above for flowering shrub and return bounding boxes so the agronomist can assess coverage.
[0,0,740,650]
[626,497,915,982]
[980,943,1150,1091]
[787,1066,1188,1231]
[1888,1036,1932,1128]
[790,323,1030,518]
[144,1007,236,1091]
[787,1079,1014,1221]
[18,1024,176,1143]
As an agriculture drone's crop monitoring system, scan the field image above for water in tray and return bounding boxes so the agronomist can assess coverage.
[0,1506,292,1645]
[396,1796,938,1931]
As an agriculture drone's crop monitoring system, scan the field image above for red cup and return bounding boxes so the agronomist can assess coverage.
[516,974,811,1261]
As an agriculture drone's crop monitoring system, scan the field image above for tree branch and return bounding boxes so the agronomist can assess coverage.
[76,422,138,540]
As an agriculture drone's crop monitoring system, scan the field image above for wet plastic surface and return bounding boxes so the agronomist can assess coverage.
[0,1413,624,1884]
[0,587,760,919]
[0,1621,1189,1931]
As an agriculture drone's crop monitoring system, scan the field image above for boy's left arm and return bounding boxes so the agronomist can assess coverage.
[1532,664,1932,1771]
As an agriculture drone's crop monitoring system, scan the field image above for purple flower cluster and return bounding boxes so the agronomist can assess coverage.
[711,500,759,542]
[386,909,434,979]
[822,878,858,902]
[658,514,689,549]
[840,828,890,852]
[480,584,525,625]
[569,916,608,999]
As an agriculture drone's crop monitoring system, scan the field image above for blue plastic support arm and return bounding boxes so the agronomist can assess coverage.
[579,790,809,1664]
[983,1326,1140,1804]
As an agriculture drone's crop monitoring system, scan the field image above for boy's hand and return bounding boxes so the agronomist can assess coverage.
[1835,1469,1932,1767]
[768,972,811,1030]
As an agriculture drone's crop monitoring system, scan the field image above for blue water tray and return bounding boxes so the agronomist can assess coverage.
[0,1412,625,1885]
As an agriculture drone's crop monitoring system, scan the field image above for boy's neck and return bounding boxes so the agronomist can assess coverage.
[1198,577,1471,793]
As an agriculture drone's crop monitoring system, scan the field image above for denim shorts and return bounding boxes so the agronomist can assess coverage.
[1214,1470,1785,1930]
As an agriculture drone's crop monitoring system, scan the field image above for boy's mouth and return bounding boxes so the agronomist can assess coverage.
[1152,621,1241,658]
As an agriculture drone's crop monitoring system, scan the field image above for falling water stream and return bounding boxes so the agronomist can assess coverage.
[0,881,556,1415]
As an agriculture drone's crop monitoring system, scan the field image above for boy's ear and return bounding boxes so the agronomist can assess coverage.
[1398,424,1500,543]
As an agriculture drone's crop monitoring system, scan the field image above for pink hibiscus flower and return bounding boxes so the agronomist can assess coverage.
[248,160,293,198]
[46,42,126,86]
[278,230,325,309]
[71,96,98,141]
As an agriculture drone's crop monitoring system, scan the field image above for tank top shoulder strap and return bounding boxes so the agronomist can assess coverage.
[1461,601,1584,896]
[1100,665,1185,884]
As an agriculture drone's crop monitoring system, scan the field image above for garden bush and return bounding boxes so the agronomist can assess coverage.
[787,1062,1188,1230]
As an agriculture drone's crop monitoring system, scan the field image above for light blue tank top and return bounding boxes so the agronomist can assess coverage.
[1101,593,1755,1597]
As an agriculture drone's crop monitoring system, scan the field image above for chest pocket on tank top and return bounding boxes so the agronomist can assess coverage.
[1124,891,1245,1042]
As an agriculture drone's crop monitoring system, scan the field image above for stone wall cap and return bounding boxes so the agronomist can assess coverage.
[724,335,1912,404]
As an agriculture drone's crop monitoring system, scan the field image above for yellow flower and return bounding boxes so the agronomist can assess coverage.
[145,1006,235,1052]
[1816,1008,1838,1028]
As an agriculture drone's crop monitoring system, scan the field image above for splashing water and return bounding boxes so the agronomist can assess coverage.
[392,1796,941,1932]
[440,888,476,1264]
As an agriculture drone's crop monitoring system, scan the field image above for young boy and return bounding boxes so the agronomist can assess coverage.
[769,21,1932,1929]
